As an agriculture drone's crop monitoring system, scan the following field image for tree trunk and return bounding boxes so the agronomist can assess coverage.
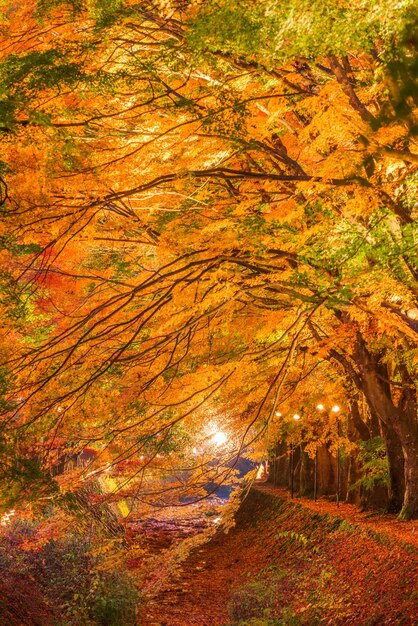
[317,444,335,496]
[299,443,313,497]
[269,441,288,487]
[401,439,418,519]
[346,448,361,505]
[353,339,418,518]
[380,419,405,513]
[346,400,365,505]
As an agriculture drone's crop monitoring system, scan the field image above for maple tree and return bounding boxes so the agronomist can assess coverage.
[0,0,416,545]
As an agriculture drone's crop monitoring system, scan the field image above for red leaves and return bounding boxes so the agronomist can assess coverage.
[141,488,418,625]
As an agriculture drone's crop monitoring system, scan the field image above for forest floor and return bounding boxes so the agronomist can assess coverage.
[136,485,418,625]
[258,484,418,549]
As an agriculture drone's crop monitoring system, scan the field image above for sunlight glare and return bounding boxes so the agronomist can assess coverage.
[211,431,227,447]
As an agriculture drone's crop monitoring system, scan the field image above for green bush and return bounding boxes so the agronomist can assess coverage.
[90,571,139,626]
[227,580,276,622]
[354,437,389,493]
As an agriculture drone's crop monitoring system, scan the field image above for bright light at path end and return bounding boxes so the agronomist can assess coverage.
[316,404,324,411]
[211,431,227,446]
[293,414,301,421]
[332,405,341,413]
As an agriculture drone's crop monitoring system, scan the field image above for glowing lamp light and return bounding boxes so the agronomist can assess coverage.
[316,404,324,411]
[275,411,282,417]
[293,414,301,421]
[332,405,341,413]
[211,431,227,447]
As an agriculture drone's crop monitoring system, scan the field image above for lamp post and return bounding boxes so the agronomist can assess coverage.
[314,404,325,502]
[332,405,341,507]
[290,413,301,498]
[316,403,342,505]
[290,440,294,498]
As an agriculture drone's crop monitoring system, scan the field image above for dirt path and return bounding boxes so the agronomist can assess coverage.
[138,485,418,625]
[137,508,250,625]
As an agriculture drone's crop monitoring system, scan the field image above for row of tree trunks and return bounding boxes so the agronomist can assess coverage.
[267,394,403,512]
[267,411,411,515]
[268,440,393,510]
[351,336,418,519]
[268,443,346,502]
[269,329,418,519]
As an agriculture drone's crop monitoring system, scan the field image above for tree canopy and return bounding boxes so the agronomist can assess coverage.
[0,0,417,527]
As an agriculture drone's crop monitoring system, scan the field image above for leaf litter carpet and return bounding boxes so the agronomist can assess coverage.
[136,485,418,625]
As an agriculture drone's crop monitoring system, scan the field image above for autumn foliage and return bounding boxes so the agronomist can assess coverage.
[0,0,417,557]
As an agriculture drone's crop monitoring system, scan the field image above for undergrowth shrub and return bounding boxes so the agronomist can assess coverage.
[0,570,54,626]
[227,580,276,622]
[0,521,139,626]
[89,570,139,626]
[353,436,389,493]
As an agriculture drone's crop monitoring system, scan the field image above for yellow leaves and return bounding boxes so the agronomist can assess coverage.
[99,475,130,517]
[90,538,127,572]
[197,219,240,247]
[300,88,365,145]
[253,310,291,342]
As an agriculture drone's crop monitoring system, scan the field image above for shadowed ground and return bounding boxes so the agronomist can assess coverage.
[139,486,418,625]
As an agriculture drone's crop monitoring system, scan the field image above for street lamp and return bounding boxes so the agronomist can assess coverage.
[313,404,326,501]
[290,413,301,498]
[332,406,341,507]
[315,403,342,506]
[313,442,318,502]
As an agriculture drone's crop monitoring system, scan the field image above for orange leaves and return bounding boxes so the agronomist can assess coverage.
[54,469,84,495]
[0,0,416,531]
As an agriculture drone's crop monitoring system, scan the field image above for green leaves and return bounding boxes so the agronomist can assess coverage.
[90,0,126,29]
[0,50,84,129]
[35,0,84,18]
[353,436,389,493]
[189,0,417,69]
